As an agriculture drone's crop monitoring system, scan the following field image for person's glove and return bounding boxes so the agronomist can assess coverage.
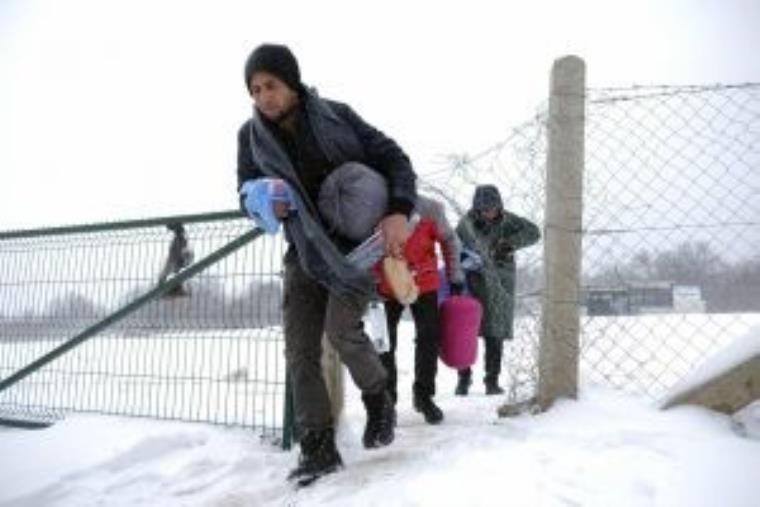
[449,282,465,295]
[240,179,295,234]
[493,238,514,261]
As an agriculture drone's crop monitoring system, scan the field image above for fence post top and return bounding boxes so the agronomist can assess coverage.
[553,55,585,69]
[551,55,586,92]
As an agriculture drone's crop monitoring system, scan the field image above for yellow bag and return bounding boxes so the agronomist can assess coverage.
[382,256,419,305]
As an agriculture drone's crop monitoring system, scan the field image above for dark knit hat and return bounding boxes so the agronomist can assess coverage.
[244,43,301,94]
[472,184,504,212]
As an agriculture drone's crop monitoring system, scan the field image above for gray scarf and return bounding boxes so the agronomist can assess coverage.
[247,94,376,305]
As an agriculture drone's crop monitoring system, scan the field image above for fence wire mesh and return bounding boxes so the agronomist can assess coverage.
[425,81,760,404]
[582,83,760,399]
[0,214,288,441]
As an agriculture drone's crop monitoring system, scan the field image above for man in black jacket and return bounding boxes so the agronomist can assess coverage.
[237,43,417,486]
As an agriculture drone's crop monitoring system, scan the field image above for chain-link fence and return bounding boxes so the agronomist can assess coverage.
[425,79,760,405]
[582,83,760,399]
[0,213,290,443]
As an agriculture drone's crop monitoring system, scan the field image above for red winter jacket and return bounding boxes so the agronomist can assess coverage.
[374,196,464,299]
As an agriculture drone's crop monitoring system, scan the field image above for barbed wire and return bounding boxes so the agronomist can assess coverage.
[588,82,760,104]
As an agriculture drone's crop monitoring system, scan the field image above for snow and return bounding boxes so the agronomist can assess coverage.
[2,321,760,507]
[662,326,760,406]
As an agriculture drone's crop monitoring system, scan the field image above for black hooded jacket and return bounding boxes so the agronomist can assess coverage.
[236,88,418,302]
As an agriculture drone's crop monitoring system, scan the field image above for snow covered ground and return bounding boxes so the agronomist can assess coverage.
[1,321,760,507]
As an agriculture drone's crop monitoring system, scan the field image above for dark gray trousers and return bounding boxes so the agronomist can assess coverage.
[380,291,441,403]
[283,251,387,431]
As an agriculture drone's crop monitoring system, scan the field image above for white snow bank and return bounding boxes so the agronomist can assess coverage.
[661,325,760,407]
[3,320,760,506]
[2,388,759,507]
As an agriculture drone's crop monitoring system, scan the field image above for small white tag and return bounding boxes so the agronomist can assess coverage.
[363,301,390,353]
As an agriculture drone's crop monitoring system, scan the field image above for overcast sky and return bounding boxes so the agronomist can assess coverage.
[1,0,759,230]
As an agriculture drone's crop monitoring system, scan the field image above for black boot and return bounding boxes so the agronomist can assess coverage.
[484,375,505,395]
[455,369,472,396]
[361,390,395,449]
[484,337,504,395]
[287,428,343,487]
[413,394,444,424]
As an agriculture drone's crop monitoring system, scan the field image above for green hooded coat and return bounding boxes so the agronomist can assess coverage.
[456,205,540,340]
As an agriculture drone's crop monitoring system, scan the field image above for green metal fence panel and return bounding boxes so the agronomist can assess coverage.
[0,211,290,445]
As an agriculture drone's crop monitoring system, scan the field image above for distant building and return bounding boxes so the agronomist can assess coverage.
[672,285,706,313]
[584,285,631,316]
[583,281,705,316]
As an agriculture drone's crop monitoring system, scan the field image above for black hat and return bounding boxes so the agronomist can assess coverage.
[244,43,301,94]
[472,184,504,212]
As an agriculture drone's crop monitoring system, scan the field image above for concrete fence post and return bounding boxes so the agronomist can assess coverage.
[538,55,586,409]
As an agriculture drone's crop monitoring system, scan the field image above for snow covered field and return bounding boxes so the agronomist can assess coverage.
[2,320,759,506]
[4,313,758,429]
[0,327,287,433]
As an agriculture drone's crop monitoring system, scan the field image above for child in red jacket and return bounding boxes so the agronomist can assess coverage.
[374,196,464,424]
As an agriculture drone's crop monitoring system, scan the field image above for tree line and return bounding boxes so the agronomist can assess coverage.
[1,279,284,341]
[585,241,760,312]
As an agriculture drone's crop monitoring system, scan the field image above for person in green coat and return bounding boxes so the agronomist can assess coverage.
[455,184,540,395]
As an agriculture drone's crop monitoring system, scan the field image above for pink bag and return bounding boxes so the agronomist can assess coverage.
[439,295,482,368]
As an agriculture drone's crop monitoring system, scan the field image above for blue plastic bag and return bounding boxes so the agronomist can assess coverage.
[240,178,296,234]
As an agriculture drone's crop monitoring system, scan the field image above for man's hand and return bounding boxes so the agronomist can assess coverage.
[273,200,290,218]
[379,213,409,259]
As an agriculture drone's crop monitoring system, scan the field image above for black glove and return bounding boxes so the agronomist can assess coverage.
[493,239,514,261]
[449,282,464,295]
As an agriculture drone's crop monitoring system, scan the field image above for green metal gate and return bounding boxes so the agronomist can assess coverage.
[0,211,294,448]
